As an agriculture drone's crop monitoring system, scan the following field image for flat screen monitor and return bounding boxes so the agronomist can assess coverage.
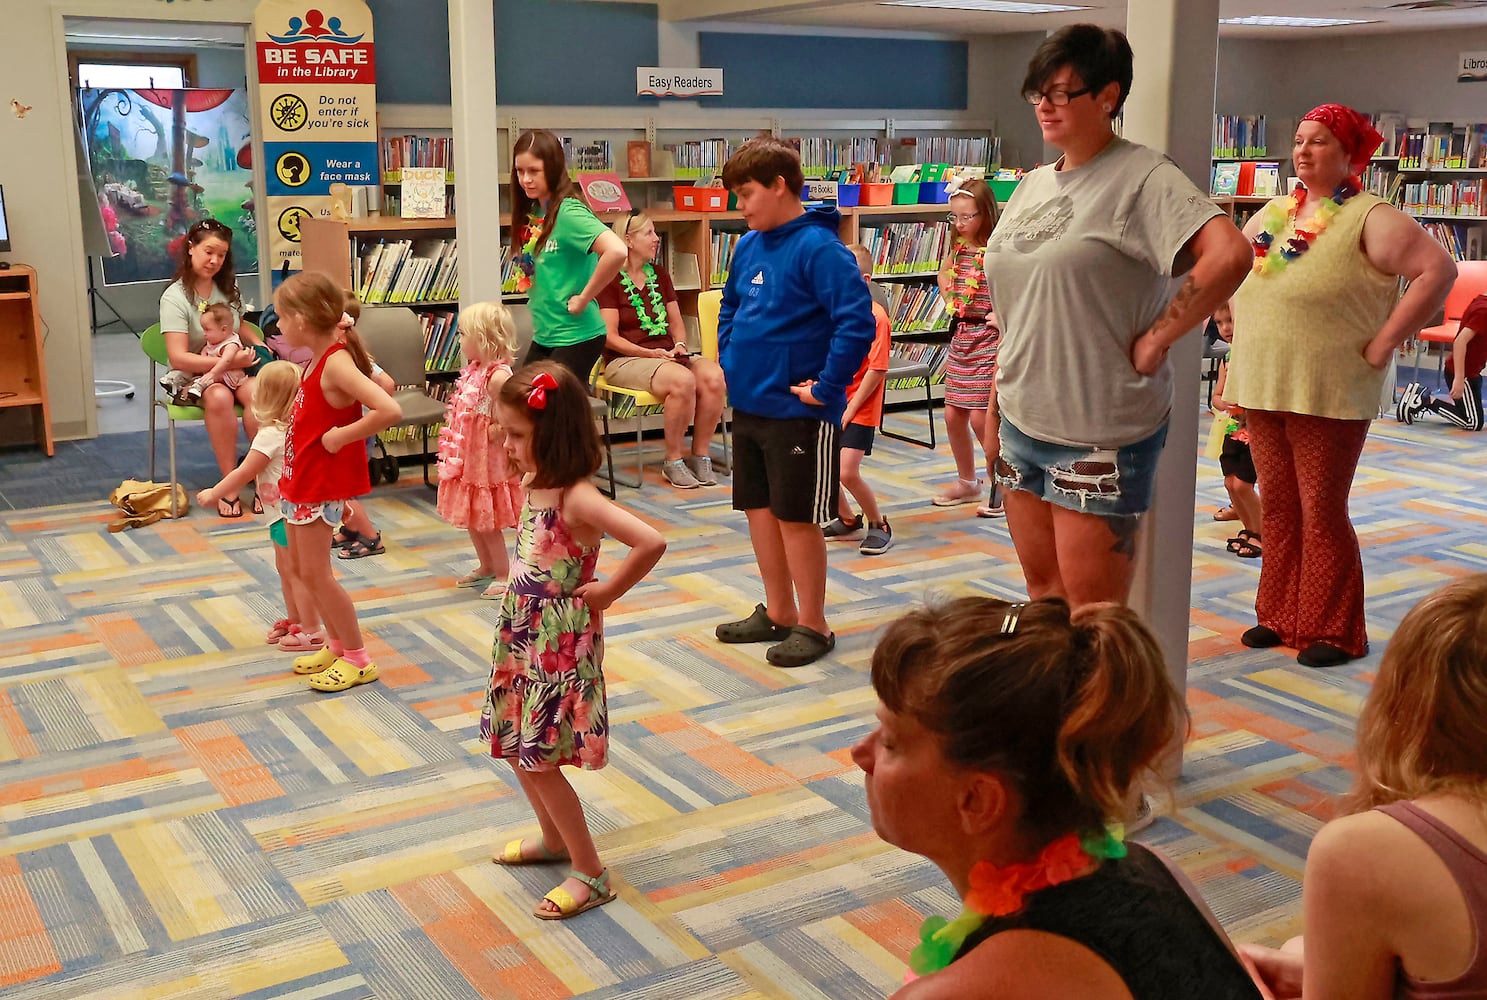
[0,185,10,254]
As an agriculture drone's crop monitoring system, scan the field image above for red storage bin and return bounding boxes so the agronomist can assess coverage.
[674,186,730,212]
[860,183,893,206]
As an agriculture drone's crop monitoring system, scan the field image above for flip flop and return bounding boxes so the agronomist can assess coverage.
[492,838,570,866]
[337,533,385,559]
[251,495,264,515]
[456,572,496,589]
[217,496,244,518]
[265,619,292,644]
[479,583,507,601]
[534,869,615,920]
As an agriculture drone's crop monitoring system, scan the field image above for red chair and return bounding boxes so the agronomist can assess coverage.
[1412,260,1487,387]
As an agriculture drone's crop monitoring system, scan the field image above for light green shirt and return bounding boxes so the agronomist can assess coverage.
[529,197,609,348]
[159,279,240,353]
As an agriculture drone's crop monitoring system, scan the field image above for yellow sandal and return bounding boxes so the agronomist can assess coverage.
[492,838,570,866]
[292,647,337,675]
[307,659,380,692]
[534,869,614,921]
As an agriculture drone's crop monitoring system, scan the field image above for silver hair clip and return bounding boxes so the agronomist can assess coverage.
[999,603,1025,635]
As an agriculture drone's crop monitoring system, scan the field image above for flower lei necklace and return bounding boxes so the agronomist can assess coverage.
[1251,181,1360,277]
[907,824,1128,981]
[948,240,986,318]
[619,262,668,340]
[513,210,545,291]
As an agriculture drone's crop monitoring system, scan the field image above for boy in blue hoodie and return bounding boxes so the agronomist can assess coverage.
[713,137,877,667]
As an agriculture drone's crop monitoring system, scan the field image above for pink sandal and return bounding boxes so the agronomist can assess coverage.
[265,619,293,644]
[278,627,326,653]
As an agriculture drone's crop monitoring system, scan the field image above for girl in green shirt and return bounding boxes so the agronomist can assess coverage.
[509,130,627,380]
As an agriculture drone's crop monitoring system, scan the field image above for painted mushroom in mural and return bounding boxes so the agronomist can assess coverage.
[134,88,234,234]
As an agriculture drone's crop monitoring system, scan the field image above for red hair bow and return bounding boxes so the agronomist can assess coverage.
[526,371,558,410]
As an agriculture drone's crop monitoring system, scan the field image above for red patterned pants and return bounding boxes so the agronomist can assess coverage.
[1245,410,1371,656]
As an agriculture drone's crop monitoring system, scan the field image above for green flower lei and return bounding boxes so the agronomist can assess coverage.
[618,263,669,341]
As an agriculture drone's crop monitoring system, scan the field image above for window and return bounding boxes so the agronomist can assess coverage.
[69,51,195,90]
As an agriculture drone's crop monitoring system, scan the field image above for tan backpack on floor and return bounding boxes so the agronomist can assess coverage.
[108,479,189,532]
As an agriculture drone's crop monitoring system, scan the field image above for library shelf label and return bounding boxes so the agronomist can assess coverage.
[1459,51,1487,84]
[254,0,378,272]
[636,67,723,98]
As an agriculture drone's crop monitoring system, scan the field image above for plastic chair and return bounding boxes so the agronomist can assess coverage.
[1412,260,1487,389]
[353,307,449,487]
[142,321,258,516]
[593,365,664,490]
[879,355,937,449]
[695,290,732,470]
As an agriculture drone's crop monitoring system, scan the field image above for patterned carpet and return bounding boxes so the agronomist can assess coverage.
[1,407,1482,998]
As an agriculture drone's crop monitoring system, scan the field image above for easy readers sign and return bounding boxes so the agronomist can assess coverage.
[637,67,723,98]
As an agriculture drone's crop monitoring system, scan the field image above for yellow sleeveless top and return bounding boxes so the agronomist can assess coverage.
[1228,193,1398,419]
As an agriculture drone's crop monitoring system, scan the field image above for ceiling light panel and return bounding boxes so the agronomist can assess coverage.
[881,1,1089,12]
[1219,15,1379,26]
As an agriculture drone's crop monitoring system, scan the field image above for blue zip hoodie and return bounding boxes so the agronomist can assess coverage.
[717,208,876,425]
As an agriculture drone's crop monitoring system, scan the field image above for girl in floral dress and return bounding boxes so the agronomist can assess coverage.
[436,302,525,599]
[481,361,666,920]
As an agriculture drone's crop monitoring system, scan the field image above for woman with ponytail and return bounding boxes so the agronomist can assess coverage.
[854,597,1261,999]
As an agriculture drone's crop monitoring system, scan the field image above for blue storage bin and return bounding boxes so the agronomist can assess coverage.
[919,181,952,204]
[837,183,861,207]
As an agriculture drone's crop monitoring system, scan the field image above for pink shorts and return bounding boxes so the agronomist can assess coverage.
[279,499,347,527]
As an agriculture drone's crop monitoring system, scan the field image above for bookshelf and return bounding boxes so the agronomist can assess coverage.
[1362,116,1487,260]
[0,266,53,456]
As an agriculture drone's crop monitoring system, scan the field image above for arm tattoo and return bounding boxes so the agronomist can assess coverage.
[1151,275,1204,342]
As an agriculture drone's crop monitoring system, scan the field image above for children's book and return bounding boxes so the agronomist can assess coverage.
[1211,162,1241,197]
[400,167,448,219]
[627,141,652,178]
[577,172,631,212]
[1252,163,1281,197]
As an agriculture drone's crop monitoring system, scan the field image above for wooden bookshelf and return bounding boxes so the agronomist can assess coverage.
[0,266,52,456]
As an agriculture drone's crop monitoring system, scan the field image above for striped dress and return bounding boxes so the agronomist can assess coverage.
[943,241,1000,410]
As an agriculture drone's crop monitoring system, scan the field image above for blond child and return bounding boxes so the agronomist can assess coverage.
[196,361,321,649]
[822,244,894,555]
[274,272,402,692]
[1210,302,1262,559]
[187,302,252,400]
[484,362,666,919]
[436,302,524,599]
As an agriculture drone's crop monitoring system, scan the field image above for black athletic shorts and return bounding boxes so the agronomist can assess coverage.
[1219,435,1256,485]
[840,421,875,456]
[523,335,606,384]
[732,410,840,523]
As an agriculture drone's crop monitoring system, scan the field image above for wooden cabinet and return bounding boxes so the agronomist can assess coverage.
[0,266,53,456]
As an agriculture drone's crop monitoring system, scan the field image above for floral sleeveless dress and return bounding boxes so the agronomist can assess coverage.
[479,495,608,771]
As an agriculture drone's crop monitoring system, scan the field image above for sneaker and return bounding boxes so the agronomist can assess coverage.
[822,513,865,539]
[1396,382,1425,424]
[662,458,702,489]
[684,454,718,486]
[859,520,894,555]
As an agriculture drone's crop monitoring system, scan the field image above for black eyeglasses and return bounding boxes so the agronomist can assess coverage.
[1024,87,1092,107]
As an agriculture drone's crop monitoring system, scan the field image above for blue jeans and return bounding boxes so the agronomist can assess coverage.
[996,415,1169,521]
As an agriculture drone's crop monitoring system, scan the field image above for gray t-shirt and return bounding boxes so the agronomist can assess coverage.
[159,279,241,354]
[986,137,1223,448]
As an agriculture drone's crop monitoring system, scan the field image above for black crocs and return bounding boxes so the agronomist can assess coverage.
[766,626,836,668]
[715,604,791,644]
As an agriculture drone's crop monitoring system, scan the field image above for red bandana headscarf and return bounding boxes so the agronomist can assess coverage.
[1301,104,1384,178]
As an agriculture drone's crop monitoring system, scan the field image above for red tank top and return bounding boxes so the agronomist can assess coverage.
[281,342,371,503]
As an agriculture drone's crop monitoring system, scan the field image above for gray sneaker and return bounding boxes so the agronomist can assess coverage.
[822,514,864,539]
[662,458,702,489]
[859,520,893,555]
[684,453,718,485]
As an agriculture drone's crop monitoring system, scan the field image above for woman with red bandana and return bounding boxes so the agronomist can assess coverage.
[1228,104,1456,668]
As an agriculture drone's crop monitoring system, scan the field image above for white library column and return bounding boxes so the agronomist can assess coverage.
[1121,0,1222,772]
[449,0,503,304]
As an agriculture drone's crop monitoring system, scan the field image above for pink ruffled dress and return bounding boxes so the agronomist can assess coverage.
[435,360,523,531]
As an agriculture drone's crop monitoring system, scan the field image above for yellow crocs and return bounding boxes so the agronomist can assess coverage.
[307,659,380,692]
[292,646,337,675]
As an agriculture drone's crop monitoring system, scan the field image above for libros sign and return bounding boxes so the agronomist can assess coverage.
[637,67,724,98]
[1459,51,1487,83]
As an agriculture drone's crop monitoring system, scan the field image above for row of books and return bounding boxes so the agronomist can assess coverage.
[1394,122,1487,170]
[1399,180,1487,218]
[793,136,888,176]
[355,238,460,304]
[710,230,742,286]
[1211,161,1282,197]
[883,281,949,333]
[860,222,953,275]
[884,343,947,390]
[382,134,452,172]
[1213,115,1268,159]
[1420,222,1485,261]
[911,136,999,170]
[1362,164,1406,204]
[563,139,613,172]
[664,138,737,179]
[418,309,463,373]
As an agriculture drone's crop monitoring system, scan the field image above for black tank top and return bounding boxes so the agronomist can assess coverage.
[954,844,1262,1000]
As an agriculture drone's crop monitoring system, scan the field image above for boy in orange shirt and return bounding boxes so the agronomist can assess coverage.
[822,244,894,554]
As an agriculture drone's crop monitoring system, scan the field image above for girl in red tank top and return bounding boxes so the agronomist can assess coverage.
[274,272,402,693]
[1242,574,1487,1000]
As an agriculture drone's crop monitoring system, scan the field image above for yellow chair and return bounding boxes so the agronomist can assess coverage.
[143,321,260,516]
[696,290,732,472]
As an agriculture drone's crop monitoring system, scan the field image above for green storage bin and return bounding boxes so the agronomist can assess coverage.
[892,182,920,204]
[989,178,1020,202]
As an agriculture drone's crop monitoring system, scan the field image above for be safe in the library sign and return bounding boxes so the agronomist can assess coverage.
[637,67,723,98]
[1460,51,1487,83]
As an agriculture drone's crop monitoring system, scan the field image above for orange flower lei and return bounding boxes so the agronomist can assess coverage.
[907,826,1127,981]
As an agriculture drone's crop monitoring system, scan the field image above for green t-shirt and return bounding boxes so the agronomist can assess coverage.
[528,197,609,348]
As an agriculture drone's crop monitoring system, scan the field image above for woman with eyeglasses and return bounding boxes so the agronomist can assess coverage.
[931,179,1002,516]
[159,219,267,517]
[509,130,628,382]
[985,24,1251,608]
[597,211,728,489]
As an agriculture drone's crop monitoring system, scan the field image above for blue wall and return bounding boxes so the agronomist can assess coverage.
[495,0,658,106]
[698,33,967,110]
[367,0,452,104]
